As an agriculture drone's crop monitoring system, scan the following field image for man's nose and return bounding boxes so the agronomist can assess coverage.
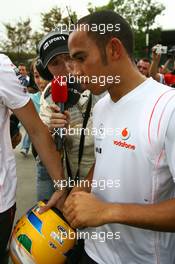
[71,62,83,77]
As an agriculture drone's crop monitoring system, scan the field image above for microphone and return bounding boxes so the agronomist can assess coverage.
[51,76,68,150]
[65,77,82,109]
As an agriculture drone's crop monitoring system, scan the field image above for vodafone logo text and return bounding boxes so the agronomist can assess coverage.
[113,128,136,151]
[113,140,135,150]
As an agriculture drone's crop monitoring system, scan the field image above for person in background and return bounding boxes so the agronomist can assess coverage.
[20,61,40,157]
[18,63,30,86]
[20,129,31,157]
[149,45,175,86]
[137,58,150,77]
[27,61,39,94]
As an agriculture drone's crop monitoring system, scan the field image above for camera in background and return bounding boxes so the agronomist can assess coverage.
[153,44,168,55]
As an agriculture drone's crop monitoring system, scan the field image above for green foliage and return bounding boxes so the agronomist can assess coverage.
[0,6,77,63]
[40,6,77,32]
[1,2,165,61]
[134,28,161,58]
[41,6,62,33]
[30,31,44,52]
[88,0,165,58]
[3,50,35,69]
[88,0,164,31]
[1,19,32,53]
[62,9,78,25]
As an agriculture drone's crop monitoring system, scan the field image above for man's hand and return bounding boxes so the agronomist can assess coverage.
[63,191,109,229]
[49,105,70,130]
[39,189,69,214]
[11,132,22,148]
[152,45,161,63]
[149,44,162,81]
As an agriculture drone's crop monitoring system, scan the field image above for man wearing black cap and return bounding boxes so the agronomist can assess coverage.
[41,33,70,69]
[37,29,103,215]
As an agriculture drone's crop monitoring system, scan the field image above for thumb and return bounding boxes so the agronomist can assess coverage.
[38,201,54,214]
[50,104,60,113]
[38,191,61,214]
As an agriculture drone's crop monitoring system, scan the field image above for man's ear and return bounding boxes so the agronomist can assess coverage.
[107,37,122,61]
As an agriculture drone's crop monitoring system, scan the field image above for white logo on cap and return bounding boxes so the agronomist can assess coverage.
[43,42,49,50]
[43,36,66,50]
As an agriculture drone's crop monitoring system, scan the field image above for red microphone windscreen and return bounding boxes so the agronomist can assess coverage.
[51,76,68,103]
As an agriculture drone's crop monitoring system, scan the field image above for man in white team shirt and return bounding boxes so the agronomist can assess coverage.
[63,11,175,264]
[0,54,65,263]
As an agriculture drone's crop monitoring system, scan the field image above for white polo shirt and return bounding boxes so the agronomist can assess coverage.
[0,54,30,213]
[85,78,175,264]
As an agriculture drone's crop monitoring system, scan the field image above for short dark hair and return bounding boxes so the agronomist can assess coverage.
[18,63,26,67]
[76,11,134,64]
[139,58,151,64]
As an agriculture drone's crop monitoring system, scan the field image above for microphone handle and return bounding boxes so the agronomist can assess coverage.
[60,102,64,113]
[55,103,65,151]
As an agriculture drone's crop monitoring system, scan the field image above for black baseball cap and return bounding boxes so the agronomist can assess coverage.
[39,30,69,68]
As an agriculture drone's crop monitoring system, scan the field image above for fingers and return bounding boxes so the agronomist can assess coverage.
[64,192,83,209]
[63,198,74,216]
[49,105,70,129]
[38,191,65,214]
[49,113,68,129]
[39,205,51,214]
[63,202,80,229]
[63,192,86,227]
[50,105,60,113]
[63,207,76,224]
[64,111,71,123]
[71,218,84,229]
[63,209,85,229]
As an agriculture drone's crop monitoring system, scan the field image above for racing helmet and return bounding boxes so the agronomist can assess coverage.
[10,201,76,264]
